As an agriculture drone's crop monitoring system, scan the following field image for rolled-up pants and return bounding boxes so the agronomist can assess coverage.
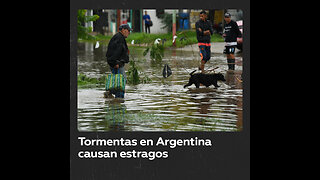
[198,43,211,62]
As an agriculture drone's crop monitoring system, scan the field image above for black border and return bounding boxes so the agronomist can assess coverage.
[70,0,250,179]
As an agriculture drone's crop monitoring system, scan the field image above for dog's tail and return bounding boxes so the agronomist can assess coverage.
[189,70,197,76]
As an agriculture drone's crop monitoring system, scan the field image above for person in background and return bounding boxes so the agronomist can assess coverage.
[105,24,132,98]
[143,11,151,33]
[195,10,214,73]
[222,12,242,70]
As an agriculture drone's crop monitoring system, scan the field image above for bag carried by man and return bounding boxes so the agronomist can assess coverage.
[105,70,126,92]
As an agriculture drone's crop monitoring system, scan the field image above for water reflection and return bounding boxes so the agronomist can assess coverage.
[225,70,242,89]
[225,70,243,131]
[104,101,127,131]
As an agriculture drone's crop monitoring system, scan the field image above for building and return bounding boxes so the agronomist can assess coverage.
[85,9,243,35]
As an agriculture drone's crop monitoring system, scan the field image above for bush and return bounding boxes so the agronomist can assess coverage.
[77,9,100,40]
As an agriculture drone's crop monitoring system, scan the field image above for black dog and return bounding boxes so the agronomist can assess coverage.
[184,70,226,88]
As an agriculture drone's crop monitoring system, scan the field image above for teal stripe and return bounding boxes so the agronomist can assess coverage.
[106,74,110,90]
[105,76,108,91]
[116,74,118,89]
[109,74,112,90]
[112,74,115,89]
[122,75,125,91]
[116,75,119,89]
[117,74,120,89]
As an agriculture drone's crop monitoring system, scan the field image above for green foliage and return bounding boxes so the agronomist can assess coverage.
[143,44,164,62]
[78,73,106,88]
[127,59,152,85]
[127,60,140,85]
[81,30,224,48]
[140,74,152,84]
[158,12,178,32]
[77,9,100,40]
[125,31,224,48]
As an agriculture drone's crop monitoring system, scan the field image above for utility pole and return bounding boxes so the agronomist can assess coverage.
[130,9,132,27]
[222,9,226,31]
[172,10,176,47]
[117,9,121,31]
[140,9,143,33]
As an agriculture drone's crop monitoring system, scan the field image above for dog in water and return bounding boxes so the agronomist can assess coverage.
[184,70,226,88]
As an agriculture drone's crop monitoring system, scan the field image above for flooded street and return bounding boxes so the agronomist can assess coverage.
[77,42,243,131]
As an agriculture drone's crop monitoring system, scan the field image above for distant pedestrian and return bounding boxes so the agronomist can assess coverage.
[222,12,242,70]
[195,10,214,73]
[143,11,151,33]
[105,24,132,98]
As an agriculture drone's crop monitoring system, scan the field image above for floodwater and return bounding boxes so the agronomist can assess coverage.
[77,42,243,131]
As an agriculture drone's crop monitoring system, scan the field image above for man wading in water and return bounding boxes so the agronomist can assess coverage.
[195,10,214,73]
[105,24,132,98]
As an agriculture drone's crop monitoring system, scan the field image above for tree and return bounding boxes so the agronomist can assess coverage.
[158,12,178,32]
[77,9,100,40]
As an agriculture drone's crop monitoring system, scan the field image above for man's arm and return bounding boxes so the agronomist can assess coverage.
[202,21,213,36]
[234,21,242,38]
[203,30,211,35]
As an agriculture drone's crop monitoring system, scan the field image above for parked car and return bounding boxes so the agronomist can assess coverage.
[236,20,243,51]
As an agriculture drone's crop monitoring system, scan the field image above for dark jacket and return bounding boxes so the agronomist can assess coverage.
[195,19,214,43]
[223,20,242,42]
[106,32,129,68]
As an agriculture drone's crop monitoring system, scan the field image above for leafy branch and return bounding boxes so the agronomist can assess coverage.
[77,9,100,40]
[143,43,165,62]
